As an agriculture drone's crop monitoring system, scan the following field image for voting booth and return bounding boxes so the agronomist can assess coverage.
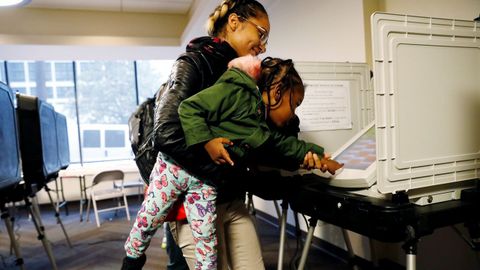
[2,93,73,269]
[291,62,376,187]
[294,61,373,153]
[288,12,480,270]
[0,82,21,192]
[298,11,480,200]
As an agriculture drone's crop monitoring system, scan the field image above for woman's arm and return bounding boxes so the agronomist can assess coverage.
[153,55,203,158]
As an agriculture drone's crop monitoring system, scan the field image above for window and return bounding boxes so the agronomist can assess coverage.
[55,62,73,81]
[83,130,101,148]
[0,61,6,83]
[7,62,25,82]
[136,60,174,102]
[105,130,125,148]
[8,61,52,98]
[76,60,136,162]
[1,58,173,164]
[57,86,74,99]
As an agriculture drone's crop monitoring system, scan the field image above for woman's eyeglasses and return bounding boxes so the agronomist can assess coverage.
[238,16,269,45]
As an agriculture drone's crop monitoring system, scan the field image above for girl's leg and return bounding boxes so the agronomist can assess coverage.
[183,180,217,270]
[124,153,189,258]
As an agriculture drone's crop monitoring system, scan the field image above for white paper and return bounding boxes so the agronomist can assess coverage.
[296,80,352,131]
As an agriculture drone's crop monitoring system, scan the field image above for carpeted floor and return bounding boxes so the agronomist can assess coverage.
[0,196,352,270]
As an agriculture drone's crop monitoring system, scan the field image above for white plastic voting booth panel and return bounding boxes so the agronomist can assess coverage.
[294,62,373,154]
[294,62,375,188]
[299,13,480,199]
[329,121,377,188]
[371,13,480,196]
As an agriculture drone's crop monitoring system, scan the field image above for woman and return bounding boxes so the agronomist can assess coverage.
[123,1,271,269]
[156,0,327,268]
[157,1,269,269]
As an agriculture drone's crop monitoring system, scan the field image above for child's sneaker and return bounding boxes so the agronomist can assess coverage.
[161,225,167,249]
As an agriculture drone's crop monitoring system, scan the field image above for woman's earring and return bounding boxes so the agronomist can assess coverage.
[275,89,282,101]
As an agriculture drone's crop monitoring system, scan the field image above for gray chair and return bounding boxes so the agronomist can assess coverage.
[114,178,145,200]
[85,170,130,227]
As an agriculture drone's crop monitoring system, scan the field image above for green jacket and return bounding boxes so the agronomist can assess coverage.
[178,67,324,165]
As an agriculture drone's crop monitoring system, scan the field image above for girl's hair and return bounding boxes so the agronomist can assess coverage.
[207,0,268,37]
[258,57,304,111]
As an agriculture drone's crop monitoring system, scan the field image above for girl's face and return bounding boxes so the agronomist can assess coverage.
[263,86,304,128]
[225,13,270,56]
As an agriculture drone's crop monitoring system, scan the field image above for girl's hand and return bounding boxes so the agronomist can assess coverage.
[301,152,331,171]
[321,158,344,175]
[204,138,235,166]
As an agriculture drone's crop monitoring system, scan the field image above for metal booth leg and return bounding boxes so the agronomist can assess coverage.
[44,186,73,248]
[342,229,360,270]
[402,225,418,270]
[277,200,289,270]
[25,196,58,270]
[297,218,318,270]
[1,205,25,270]
[78,175,87,222]
[246,192,256,216]
[54,178,68,216]
[30,196,44,230]
[404,244,417,270]
[273,200,282,221]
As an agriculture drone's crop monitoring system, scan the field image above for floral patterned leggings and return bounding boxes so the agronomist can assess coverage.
[124,152,217,270]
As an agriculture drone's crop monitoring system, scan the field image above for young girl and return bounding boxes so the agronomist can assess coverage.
[179,55,343,178]
[123,56,342,270]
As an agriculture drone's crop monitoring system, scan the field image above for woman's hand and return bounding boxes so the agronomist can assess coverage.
[204,138,235,166]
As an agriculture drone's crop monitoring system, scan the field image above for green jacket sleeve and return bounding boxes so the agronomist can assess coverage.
[268,130,325,164]
[178,82,239,147]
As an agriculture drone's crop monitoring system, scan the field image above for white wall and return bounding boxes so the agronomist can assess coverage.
[0,6,188,60]
[0,44,183,61]
[266,0,366,62]
[381,0,479,20]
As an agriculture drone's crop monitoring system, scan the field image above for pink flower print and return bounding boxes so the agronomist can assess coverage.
[161,192,168,203]
[136,216,148,228]
[154,175,168,190]
[201,186,214,200]
[190,219,203,234]
[158,160,167,173]
[169,165,180,178]
[146,201,159,216]
[187,192,201,204]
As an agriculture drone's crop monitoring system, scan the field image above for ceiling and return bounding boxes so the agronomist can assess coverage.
[27,0,195,14]
[0,0,276,56]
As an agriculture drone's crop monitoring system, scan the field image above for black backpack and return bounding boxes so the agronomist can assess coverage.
[128,83,165,183]
[128,53,210,184]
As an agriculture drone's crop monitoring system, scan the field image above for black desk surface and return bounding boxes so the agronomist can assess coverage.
[287,174,480,243]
